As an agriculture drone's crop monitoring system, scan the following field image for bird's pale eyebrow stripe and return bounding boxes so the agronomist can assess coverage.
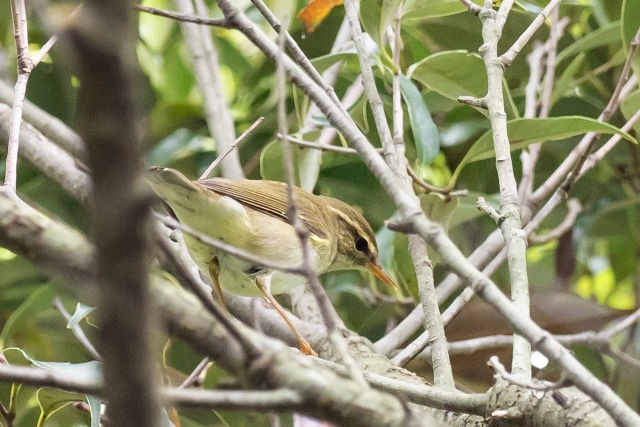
[326,205,373,246]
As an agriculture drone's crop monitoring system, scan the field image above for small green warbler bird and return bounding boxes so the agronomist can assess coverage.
[148,167,395,355]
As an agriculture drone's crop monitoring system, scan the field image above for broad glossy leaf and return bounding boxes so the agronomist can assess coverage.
[402,0,469,22]
[552,54,586,104]
[375,225,396,283]
[408,50,487,100]
[440,119,487,147]
[148,129,214,167]
[621,89,640,134]
[377,0,403,43]
[419,193,458,230]
[556,22,622,65]
[260,138,316,187]
[622,0,640,74]
[582,196,640,238]
[310,51,357,73]
[448,116,638,189]
[4,349,103,426]
[0,286,55,349]
[360,0,403,49]
[37,388,85,426]
[399,76,440,166]
[448,192,500,229]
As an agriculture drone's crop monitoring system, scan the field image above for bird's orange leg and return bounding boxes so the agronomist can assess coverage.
[208,258,228,312]
[255,277,317,357]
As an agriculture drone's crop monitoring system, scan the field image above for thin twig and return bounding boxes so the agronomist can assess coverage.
[134,4,231,28]
[391,329,430,367]
[476,197,502,224]
[459,0,482,14]
[154,224,263,356]
[343,0,395,157]
[457,96,487,109]
[156,213,305,276]
[250,0,349,119]
[281,134,362,155]
[275,14,368,386]
[178,357,211,388]
[489,356,567,391]
[5,0,32,190]
[200,116,264,180]
[601,307,640,340]
[500,0,563,66]
[390,5,454,388]
[519,15,569,203]
[407,165,468,198]
[528,199,581,245]
[518,42,545,201]
[478,3,533,379]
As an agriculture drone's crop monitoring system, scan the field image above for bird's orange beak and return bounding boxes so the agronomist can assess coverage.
[368,262,396,289]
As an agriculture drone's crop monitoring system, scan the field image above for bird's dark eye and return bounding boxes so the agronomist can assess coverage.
[355,237,368,252]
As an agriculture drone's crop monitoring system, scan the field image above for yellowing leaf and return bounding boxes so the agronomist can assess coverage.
[298,0,344,33]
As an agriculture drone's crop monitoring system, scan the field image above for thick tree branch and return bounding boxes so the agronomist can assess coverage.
[65,1,161,424]
[477,5,532,379]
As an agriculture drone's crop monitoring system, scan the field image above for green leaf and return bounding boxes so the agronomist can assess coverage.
[37,388,85,427]
[621,0,640,74]
[402,0,470,22]
[375,225,397,280]
[583,196,640,238]
[360,0,403,49]
[502,78,519,120]
[621,89,640,135]
[294,52,358,122]
[556,22,622,65]
[138,0,177,51]
[260,137,318,188]
[419,193,458,230]
[408,50,487,100]
[447,116,638,189]
[148,128,215,167]
[87,395,102,427]
[440,119,487,147]
[552,53,586,104]
[310,51,358,73]
[399,76,440,166]
[448,192,500,229]
[0,286,55,350]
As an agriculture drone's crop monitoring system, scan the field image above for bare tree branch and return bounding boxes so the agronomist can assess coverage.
[65,0,162,423]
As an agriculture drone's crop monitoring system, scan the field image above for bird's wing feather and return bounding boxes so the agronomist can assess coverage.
[148,168,252,243]
[199,178,328,239]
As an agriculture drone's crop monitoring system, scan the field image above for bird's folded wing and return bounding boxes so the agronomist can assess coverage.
[199,178,327,239]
